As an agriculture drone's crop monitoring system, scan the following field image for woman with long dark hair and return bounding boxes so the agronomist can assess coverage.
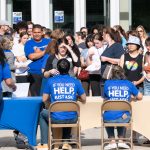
[44,37,79,78]
[103,65,142,150]
[86,33,107,96]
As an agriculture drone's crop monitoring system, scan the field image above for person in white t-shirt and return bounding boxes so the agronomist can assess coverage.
[12,32,30,83]
[86,33,107,96]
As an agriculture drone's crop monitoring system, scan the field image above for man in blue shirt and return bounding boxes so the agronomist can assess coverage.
[37,59,86,150]
[24,24,51,96]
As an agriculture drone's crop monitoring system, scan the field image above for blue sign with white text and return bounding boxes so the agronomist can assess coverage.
[54,11,64,23]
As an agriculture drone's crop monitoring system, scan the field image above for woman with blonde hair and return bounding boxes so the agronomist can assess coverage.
[0,47,16,100]
[136,25,148,54]
[1,35,16,97]
[45,29,65,55]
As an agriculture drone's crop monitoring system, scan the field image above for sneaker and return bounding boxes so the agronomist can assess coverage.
[104,143,117,150]
[53,145,59,150]
[118,142,130,149]
[17,133,28,143]
[143,140,150,144]
[53,148,59,150]
[36,144,48,150]
[62,143,72,150]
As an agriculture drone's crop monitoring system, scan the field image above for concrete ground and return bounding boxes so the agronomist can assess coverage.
[0,127,150,150]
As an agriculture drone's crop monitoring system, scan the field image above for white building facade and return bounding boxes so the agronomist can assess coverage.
[0,0,132,32]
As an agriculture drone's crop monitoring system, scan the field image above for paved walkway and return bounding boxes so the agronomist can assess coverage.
[0,127,150,149]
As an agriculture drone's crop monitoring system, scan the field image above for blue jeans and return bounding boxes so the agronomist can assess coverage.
[137,86,144,94]
[144,79,150,96]
[104,115,130,138]
[39,109,77,144]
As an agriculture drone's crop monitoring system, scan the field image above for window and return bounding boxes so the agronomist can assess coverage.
[132,0,150,32]
[53,0,74,33]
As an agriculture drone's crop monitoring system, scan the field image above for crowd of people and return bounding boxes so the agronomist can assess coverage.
[0,19,150,149]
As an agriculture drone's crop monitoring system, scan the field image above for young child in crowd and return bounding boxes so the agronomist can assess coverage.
[143,37,150,95]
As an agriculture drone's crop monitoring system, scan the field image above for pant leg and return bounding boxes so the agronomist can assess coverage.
[2,92,12,97]
[28,74,43,96]
[144,80,150,96]
[105,115,130,138]
[105,127,115,138]
[52,118,77,140]
[117,127,126,137]
[63,128,72,139]
[89,74,101,96]
[39,109,49,144]
[81,80,90,96]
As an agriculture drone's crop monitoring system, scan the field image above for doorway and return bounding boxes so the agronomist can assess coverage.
[53,0,74,33]
[13,0,31,22]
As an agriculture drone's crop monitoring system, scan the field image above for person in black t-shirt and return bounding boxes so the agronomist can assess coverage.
[120,35,144,92]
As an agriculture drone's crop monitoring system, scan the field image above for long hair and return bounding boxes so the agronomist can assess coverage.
[50,28,64,40]
[1,35,13,50]
[103,26,121,43]
[19,32,28,43]
[55,37,68,55]
[136,25,148,39]
[0,47,6,67]
[113,25,127,40]
[85,34,94,48]
[45,36,68,55]
[93,33,103,41]
[45,39,57,55]
[111,65,126,80]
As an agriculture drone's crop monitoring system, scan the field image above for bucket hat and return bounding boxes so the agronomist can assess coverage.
[126,35,141,46]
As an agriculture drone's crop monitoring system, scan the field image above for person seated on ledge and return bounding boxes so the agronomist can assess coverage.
[103,65,143,150]
[37,58,86,150]
[0,47,16,101]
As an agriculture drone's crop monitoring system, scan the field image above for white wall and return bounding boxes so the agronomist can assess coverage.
[120,0,131,31]
[74,0,86,32]
[6,0,13,26]
[110,0,120,27]
[0,0,6,20]
[31,0,50,28]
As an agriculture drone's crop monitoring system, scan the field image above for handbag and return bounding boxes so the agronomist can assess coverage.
[77,69,89,80]
[102,64,113,80]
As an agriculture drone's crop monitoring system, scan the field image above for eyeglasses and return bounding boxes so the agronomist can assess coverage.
[138,30,143,33]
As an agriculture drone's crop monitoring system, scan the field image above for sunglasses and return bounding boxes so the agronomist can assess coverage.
[138,30,143,33]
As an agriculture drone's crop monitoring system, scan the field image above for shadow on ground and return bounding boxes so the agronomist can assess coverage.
[0,137,16,147]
